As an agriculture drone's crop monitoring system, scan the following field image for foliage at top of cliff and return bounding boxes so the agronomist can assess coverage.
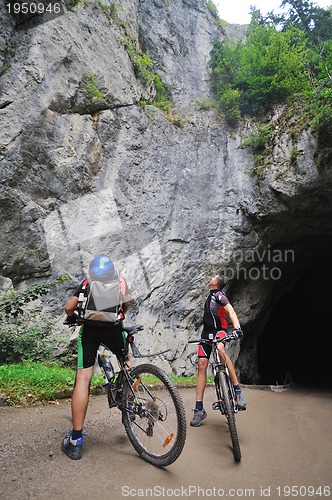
[209,0,332,171]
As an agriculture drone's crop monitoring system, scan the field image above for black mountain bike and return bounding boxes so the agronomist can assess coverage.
[94,324,187,467]
[189,332,243,462]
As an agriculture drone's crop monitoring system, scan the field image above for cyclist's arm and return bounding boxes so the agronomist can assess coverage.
[65,296,79,316]
[122,294,130,313]
[224,303,241,329]
[120,276,130,314]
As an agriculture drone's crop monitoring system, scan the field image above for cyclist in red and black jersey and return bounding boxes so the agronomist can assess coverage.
[190,274,247,427]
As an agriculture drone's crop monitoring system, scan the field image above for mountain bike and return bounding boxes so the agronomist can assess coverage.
[92,323,187,467]
[189,331,243,462]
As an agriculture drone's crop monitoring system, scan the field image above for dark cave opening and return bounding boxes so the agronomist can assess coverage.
[257,260,332,388]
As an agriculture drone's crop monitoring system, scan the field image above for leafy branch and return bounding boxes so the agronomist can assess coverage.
[0,275,70,318]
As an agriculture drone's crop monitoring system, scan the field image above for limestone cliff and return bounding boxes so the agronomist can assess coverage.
[1,0,332,381]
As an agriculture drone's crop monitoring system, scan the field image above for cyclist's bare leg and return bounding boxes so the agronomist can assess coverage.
[217,344,239,386]
[125,352,132,369]
[71,366,94,430]
[195,357,209,402]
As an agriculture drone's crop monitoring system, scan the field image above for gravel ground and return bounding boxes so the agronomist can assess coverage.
[1,386,331,500]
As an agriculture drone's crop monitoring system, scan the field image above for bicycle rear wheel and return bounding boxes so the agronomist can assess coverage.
[217,371,241,462]
[122,363,187,467]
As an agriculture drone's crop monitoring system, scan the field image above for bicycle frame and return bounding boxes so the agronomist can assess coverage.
[97,329,140,414]
[97,326,173,415]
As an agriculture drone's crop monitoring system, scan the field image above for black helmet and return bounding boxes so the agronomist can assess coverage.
[89,255,116,282]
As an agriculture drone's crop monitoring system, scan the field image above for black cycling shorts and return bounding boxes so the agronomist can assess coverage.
[197,330,227,359]
[77,323,127,369]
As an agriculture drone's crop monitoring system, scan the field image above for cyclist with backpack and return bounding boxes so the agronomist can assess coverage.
[61,255,130,460]
[190,274,247,427]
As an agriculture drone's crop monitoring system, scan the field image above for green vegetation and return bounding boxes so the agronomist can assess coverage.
[121,37,172,112]
[242,124,274,174]
[0,275,69,319]
[63,0,84,10]
[195,98,218,111]
[0,362,103,405]
[210,21,311,121]
[0,63,9,76]
[209,0,332,171]
[84,73,107,105]
[0,276,81,404]
[0,276,70,365]
[0,317,62,365]
[0,362,208,405]
[93,0,172,113]
[206,0,226,28]
[207,0,218,18]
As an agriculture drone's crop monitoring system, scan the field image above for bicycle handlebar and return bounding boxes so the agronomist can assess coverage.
[122,324,144,334]
[188,332,240,345]
[63,316,144,334]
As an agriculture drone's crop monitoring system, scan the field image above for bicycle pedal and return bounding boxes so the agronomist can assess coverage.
[212,401,225,414]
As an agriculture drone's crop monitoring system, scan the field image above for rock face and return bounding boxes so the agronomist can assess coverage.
[1,0,332,381]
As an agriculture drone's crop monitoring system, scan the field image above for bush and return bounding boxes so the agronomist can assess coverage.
[0,317,67,364]
[242,124,272,154]
[311,89,332,171]
[0,275,70,365]
[218,87,241,126]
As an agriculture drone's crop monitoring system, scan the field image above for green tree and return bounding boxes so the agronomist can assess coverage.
[210,20,311,117]
[239,22,311,114]
[270,0,332,45]
[209,39,243,123]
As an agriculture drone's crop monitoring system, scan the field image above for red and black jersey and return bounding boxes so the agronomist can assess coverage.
[202,289,229,334]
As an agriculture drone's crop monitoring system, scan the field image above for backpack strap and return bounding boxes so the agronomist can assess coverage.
[76,277,90,322]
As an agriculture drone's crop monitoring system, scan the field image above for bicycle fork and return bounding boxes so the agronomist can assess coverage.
[212,363,239,414]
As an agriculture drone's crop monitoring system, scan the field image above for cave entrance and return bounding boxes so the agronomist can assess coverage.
[257,260,332,388]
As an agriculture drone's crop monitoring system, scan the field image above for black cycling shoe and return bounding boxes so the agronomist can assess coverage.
[61,432,84,460]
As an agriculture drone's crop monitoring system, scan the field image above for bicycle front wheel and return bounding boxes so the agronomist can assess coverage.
[122,363,187,467]
[218,371,241,462]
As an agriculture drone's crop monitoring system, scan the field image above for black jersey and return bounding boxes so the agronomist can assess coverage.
[202,289,229,334]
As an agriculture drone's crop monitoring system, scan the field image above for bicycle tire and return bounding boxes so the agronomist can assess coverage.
[218,371,241,462]
[122,363,187,467]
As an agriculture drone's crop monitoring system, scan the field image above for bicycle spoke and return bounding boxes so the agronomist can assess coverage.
[122,364,186,467]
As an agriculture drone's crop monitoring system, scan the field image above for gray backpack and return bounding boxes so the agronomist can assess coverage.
[84,279,121,324]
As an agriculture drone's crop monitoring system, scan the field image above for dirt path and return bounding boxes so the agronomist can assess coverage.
[1,386,331,500]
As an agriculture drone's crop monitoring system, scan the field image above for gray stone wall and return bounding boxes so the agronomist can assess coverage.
[1,0,332,380]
